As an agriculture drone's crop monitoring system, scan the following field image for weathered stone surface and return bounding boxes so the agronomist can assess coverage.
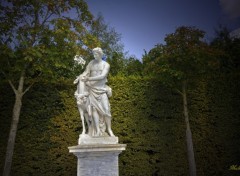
[78,134,118,145]
[69,144,126,176]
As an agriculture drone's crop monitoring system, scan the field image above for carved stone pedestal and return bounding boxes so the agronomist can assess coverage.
[69,135,126,176]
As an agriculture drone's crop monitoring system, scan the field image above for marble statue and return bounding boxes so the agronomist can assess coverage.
[74,47,114,137]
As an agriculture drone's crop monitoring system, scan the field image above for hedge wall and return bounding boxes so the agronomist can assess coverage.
[0,74,240,176]
[189,73,240,176]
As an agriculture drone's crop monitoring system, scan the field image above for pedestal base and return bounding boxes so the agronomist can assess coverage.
[69,144,126,176]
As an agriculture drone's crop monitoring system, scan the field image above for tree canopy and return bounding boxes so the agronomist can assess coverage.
[143,26,220,89]
[0,0,101,82]
[211,26,240,71]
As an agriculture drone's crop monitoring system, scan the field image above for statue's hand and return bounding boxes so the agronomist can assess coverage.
[81,76,89,82]
[73,77,79,84]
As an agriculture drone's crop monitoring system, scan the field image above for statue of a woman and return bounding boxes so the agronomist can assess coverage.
[74,47,114,137]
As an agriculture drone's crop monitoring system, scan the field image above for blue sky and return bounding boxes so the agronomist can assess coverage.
[86,0,240,60]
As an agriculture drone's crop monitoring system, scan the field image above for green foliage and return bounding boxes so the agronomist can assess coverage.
[90,13,124,58]
[188,73,240,176]
[0,81,79,176]
[211,26,240,71]
[142,44,164,73]
[109,76,187,175]
[0,75,240,175]
[107,52,126,76]
[164,26,206,79]
[0,83,14,173]
[0,3,97,174]
[0,0,98,81]
[107,55,143,76]
[124,57,143,76]
[143,26,220,91]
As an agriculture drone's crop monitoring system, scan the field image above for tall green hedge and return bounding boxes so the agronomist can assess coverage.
[188,73,240,176]
[0,74,240,175]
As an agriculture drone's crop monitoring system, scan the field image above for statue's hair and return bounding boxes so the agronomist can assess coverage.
[93,47,104,56]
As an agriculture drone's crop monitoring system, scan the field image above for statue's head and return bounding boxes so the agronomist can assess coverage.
[93,47,104,60]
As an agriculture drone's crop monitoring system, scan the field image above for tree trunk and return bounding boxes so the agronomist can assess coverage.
[3,73,25,176]
[182,81,196,176]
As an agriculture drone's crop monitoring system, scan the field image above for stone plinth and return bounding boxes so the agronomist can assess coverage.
[69,143,126,176]
[78,134,119,145]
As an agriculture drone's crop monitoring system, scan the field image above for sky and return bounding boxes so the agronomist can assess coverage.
[86,0,240,60]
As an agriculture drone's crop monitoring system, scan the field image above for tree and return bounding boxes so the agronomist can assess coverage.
[211,26,240,71]
[107,51,126,76]
[125,56,143,76]
[90,13,124,58]
[0,1,98,175]
[144,26,220,176]
[89,13,128,75]
[142,44,165,75]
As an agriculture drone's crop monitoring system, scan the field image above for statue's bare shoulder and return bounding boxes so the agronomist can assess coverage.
[103,61,110,70]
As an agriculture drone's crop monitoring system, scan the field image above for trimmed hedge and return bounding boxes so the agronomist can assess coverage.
[0,74,240,175]
[189,73,240,176]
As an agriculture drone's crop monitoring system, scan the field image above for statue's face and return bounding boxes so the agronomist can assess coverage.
[93,51,102,61]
